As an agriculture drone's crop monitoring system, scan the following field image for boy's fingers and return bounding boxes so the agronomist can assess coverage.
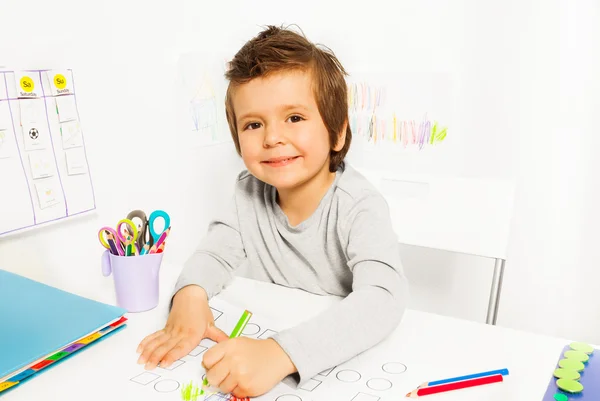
[160,340,191,367]
[144,336,179,370]
[137,329,165,353]
[206,324,229,343]
[218,373,238,395]
[137,332,169,364]
[202,342,227,370]
[205,360,230,388]
[231,388,250,400]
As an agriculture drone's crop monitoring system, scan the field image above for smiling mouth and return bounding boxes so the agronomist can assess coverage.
[262,156,300,166]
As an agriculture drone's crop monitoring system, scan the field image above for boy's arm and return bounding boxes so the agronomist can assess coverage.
[271,194,409,386]
[171,195,247,301]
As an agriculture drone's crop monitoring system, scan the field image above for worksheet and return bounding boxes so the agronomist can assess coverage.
[126,298,413,401]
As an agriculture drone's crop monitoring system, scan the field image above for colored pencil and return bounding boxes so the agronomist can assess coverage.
[421,368,509,388]
[200,310,253,398]
[149,227,171,254]
[406,374,503,398]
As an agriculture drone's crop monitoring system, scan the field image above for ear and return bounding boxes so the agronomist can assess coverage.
[333,120,348,152]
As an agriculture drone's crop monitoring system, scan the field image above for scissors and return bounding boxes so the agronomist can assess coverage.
[126,209,150,251]
[117,218,139,256]
[98,227,125,256]
[141,210,170,255]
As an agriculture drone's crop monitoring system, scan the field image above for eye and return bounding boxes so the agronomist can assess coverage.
[244,122,262,130]
[287,115,304,123]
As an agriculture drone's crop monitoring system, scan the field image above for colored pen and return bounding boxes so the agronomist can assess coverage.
[420,368,509,388]
[200,310,253,398]
[407,374,503,398]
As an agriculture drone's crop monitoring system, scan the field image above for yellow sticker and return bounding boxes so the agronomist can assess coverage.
[0,381,18,392]
[54,74,67,89]
[78,332,101,344]
[20,76,34,92]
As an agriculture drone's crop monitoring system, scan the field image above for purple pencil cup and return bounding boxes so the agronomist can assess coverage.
[101,250,163,312]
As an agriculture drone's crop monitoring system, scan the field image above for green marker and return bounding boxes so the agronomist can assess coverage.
[200,310,253,397]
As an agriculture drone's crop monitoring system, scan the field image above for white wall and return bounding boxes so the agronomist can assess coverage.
[1,0,599,344]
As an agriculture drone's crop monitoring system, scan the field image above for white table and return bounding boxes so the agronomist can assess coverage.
[2,262,571,401]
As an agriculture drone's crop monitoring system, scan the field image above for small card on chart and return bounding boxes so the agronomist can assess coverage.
[65,147,87,175]
[55,95,78,123]
[60,120,83,149]
[22,123,48,151]
[28,151,55,179]
[34,180,61,209]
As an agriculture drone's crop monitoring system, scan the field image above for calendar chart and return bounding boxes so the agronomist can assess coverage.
[0,69,95,236]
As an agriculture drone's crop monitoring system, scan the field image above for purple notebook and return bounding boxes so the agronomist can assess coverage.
[541,345,599,400]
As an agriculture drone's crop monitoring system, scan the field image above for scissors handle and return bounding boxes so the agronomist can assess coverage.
[98,227,124,256]
[148,210,171,243]
[126,209,149,251]
[117,219,139,256]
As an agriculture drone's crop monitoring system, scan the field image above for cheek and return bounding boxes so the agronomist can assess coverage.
[296,127,330,159]
[239,135,260,161]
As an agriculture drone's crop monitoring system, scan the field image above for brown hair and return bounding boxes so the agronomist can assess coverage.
[224,24,351,172]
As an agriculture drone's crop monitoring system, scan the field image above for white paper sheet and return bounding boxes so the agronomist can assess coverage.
[126,298,413,401]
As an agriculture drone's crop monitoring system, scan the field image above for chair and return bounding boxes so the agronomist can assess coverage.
[356,167,516,325]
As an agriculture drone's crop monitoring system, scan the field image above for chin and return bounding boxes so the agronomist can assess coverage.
[249,167,305,190]
[261,174,304,190]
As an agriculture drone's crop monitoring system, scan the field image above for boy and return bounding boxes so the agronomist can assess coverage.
[136,25,409,398]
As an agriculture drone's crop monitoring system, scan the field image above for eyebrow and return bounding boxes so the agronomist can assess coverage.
[237,104,310,123]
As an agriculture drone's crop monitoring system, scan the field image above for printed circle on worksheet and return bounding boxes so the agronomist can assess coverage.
[336,369,361,383]
[556,378,584,393]
[570,342,594,354]
[382,362,407,374]
[275,395,302,401]
[242,323,260,336]
[558,359,585,372]
[53,73,67,89]
[20,76,34,92]
[564,350,589,363]
[154,379,180,392]
[553,368,581,380]
[366,378,392,391]
[554,393,568,401]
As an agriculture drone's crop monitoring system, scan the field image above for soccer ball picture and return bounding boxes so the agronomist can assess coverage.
[29,128,39,140]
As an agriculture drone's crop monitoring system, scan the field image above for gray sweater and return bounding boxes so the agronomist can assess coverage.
[173,162,409,386]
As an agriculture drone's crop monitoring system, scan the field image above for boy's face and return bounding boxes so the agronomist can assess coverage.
[232,69,343,190]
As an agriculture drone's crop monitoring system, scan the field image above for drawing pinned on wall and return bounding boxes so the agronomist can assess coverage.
[177,52,232,146]
[347,81,449,150]
[189,73,218,139]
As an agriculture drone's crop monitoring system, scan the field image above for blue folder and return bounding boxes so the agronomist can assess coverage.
[0,269,126,383]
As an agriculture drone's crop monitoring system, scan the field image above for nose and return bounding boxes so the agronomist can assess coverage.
[263,121,286,148]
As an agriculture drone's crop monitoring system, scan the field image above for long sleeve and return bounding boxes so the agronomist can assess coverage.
[171,195,247,301]
[270,194,409,386]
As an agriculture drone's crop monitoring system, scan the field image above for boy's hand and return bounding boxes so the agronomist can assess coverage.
[136,285,229,370]
[203,337,296,398]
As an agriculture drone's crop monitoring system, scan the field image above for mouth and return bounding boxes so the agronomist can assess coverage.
[261,156,300,167]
